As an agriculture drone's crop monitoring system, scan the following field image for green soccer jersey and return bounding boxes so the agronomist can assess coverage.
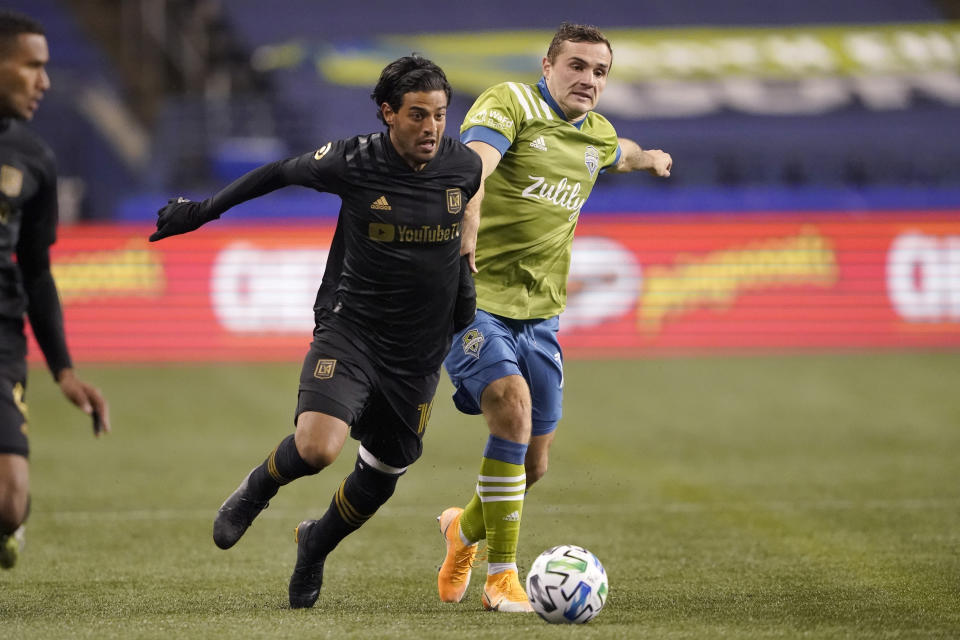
[461,78,620,320]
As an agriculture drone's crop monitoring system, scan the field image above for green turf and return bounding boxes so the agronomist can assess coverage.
[2,352,958,638]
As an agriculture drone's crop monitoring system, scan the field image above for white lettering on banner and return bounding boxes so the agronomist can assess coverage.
[887,232,960,322]
[211,244,328,332]
[564,237,641,330]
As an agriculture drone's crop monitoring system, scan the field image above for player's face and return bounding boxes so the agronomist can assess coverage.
[382,90,448,170]
[542,40,611,122]
[0,33,51,121]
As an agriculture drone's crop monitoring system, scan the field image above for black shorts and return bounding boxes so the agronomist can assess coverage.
[0,371,29,457]
[296,325,440,469]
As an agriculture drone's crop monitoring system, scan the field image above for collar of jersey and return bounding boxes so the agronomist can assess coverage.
[537,77,586,130]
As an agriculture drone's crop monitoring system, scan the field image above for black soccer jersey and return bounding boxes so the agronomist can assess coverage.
[203,132,482,376]
[0,118,71,378]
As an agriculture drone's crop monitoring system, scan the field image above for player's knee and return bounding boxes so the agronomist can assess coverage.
[481,377,531,438]
[295,437,340,469]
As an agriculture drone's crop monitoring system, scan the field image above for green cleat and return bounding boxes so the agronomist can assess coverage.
[0,525,25,570]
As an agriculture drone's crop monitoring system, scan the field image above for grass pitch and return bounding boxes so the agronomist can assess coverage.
[2,352,958,638]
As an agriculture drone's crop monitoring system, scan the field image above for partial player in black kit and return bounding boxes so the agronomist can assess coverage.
[0,10,110,570]
[150,55,481,608]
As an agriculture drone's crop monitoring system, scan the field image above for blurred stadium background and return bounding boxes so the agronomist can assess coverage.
[6,0,960,361]
[5,3,960,637]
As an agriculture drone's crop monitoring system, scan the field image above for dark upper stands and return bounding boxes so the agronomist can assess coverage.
[7,1,960,219]
[5,0,142,219]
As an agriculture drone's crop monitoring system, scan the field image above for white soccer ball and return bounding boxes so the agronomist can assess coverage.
[525,544,608,624]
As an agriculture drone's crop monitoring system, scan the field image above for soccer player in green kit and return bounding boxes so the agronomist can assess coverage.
[437,23,672,611]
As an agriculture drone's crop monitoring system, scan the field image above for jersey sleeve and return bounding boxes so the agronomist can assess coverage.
[276,139,348,195]
[16,145,58,251]
[593,115,621,172]
[16,147,73,376]
[203,140,347,216]
[460,83,528,156]
[463,147,483,200]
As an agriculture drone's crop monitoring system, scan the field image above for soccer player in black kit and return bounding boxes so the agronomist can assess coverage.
[150,55,482,608]
[0,11,110,570]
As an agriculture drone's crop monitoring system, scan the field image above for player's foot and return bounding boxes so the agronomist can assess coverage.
[213,470,269,549]
[0,525,25,570]
[289,519,326,609]
[437,507,479,603]
[481,569,534,612]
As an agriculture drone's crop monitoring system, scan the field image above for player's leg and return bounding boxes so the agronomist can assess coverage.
[213,340,364,550]
[0,454,29,569]
[519,315,564,489]
[473,315,562,610]
[439,312,531,609]
[0,375,30,569]
[475,374,533,611]
[290,371,433,608]
[290,443,405,608]
[525,431,555,488]
[285,409,357,609]
[212,411,344,550]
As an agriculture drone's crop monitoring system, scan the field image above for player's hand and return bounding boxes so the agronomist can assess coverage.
[149,197,216,241]
[57,368,111,437]
[643,150,672,178]
[453,255,477,331]
[460,200,481,274]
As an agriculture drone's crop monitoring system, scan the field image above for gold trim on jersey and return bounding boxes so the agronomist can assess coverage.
[314,142,332,160]
[12,382,28,418]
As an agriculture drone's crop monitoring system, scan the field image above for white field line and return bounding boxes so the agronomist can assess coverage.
[40,498,960,523]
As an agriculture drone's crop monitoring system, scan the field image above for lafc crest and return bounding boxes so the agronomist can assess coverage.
[313,359,336,379]
[446,188,462,214]
[461,328,484,359]
[0,165,23,198]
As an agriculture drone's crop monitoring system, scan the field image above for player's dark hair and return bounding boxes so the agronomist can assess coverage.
[0,10,44,55]
[546,22,612,64]
[371,55,451,126]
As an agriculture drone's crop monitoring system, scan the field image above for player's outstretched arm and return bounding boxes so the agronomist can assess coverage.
[56,368,110,436]
[150,156,307,241]
[608,137,672,177]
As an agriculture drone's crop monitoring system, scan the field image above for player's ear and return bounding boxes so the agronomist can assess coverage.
[381,102,396,127]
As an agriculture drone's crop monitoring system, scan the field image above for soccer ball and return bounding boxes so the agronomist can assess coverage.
[525,544,608,624]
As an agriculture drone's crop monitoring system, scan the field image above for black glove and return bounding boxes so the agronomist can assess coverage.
[149,197,218,241]
[453,255,476,331]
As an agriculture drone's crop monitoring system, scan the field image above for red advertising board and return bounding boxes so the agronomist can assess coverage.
[28,212,960,363]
